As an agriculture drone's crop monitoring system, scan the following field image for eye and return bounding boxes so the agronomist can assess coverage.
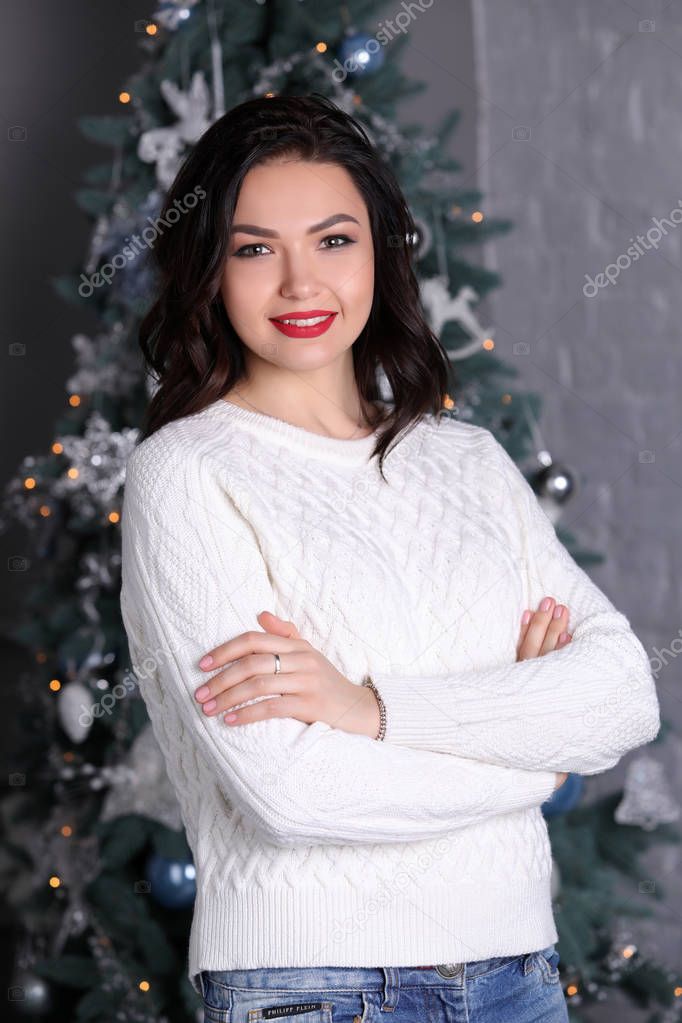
[319,234,355,249]
[233,242,270,259]
[232,234,356,258]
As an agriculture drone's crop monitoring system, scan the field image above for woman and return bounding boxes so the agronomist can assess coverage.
[120,93,660,1023]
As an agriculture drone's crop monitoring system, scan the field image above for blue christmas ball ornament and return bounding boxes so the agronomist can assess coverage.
[541,772,584,818]
[145,852,196,908]
[337,31,386,77]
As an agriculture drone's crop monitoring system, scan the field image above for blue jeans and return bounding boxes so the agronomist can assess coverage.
[198,945,569,1022]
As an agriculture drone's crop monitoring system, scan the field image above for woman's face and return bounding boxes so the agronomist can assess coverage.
[220,158,375,374]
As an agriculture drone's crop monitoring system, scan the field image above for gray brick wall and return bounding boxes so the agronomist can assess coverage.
[470,0,682,1009]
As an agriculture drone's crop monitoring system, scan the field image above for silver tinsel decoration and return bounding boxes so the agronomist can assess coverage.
[67,325,140,399]
[53,412,139,521]
[614,753,680,830]
[100,723,184,831]
[153,0,200,32]
[138,71,211,189]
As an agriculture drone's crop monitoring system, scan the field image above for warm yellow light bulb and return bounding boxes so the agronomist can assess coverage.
[471,210,484,223]
[49,876,61,888]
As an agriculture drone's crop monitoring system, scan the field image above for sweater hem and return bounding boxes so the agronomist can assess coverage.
[188,877,558,995]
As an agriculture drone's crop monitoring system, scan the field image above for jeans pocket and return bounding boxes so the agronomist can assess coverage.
[535,945,561,985]
[200,972,234,1022]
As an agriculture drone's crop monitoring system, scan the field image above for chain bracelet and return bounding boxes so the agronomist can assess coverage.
[361,674,387,741]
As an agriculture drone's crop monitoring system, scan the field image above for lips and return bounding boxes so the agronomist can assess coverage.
[270,309,336,322]
[269,311,338,339]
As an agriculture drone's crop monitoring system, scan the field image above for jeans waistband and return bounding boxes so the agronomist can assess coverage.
[202,949,551,992]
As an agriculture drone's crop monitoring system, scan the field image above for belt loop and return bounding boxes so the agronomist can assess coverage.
[380,967,400,1012]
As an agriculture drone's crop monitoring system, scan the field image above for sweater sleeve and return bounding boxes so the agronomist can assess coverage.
[372,429,661,776]
[120,439,558,849]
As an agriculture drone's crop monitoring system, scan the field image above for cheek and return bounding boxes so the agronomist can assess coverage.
[336,248,374,309]
[222,264,269,321]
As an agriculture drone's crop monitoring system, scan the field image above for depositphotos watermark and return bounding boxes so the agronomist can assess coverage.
[331,0,436,83]
[582,198,682,298]
[76,646,165,729]
[78,185,206,297]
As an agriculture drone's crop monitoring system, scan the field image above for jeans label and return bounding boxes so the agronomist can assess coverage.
[261,1003,324,1019]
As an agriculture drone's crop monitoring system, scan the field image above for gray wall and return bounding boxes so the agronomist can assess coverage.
[470,0,682,1012]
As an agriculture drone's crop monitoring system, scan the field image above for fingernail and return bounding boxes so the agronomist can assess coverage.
[553,604,564,619]
[540,597,552,612]
[203,699,217,713]
[195,685,210,701]
[559,631,569,643]
[199,655,213,669]
[521,610,531,625]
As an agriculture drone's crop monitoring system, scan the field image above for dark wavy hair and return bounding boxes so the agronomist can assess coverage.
[138,92,453,479]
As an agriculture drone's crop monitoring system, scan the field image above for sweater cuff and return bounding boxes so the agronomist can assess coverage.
[372,672,559,809]
[371,672,460,750]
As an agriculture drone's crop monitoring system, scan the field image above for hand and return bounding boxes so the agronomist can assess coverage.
[517,596,572,792]
[516,595,573,662]
[193,611,380,738]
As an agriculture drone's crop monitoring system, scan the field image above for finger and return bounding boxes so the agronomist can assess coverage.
[516,609,532,656]
[257,610,301,639]
[195,650,308,703]
[557,630,572,648]
[539,604,569,655]
[198,629,307,671]
[223,694,305,727]
[517,596,556,660]
[202,673,300,717]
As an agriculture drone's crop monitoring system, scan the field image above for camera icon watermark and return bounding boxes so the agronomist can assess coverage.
[513,341,530,356]
[512,126,531,141]
[8,126,27,142]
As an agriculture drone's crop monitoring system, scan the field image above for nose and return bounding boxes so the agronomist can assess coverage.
[279,248,324,300]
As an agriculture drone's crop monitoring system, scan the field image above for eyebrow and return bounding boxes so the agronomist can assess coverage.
[229,213,361,239]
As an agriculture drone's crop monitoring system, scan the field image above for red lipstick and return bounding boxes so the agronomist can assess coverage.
[269,310,337,339]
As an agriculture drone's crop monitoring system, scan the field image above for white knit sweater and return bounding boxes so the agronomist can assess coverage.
[119,397,660,994]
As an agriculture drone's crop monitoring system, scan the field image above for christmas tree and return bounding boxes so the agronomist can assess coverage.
[1,2,679,1021]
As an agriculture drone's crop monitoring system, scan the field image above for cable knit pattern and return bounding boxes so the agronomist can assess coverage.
[119,398,660,994]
